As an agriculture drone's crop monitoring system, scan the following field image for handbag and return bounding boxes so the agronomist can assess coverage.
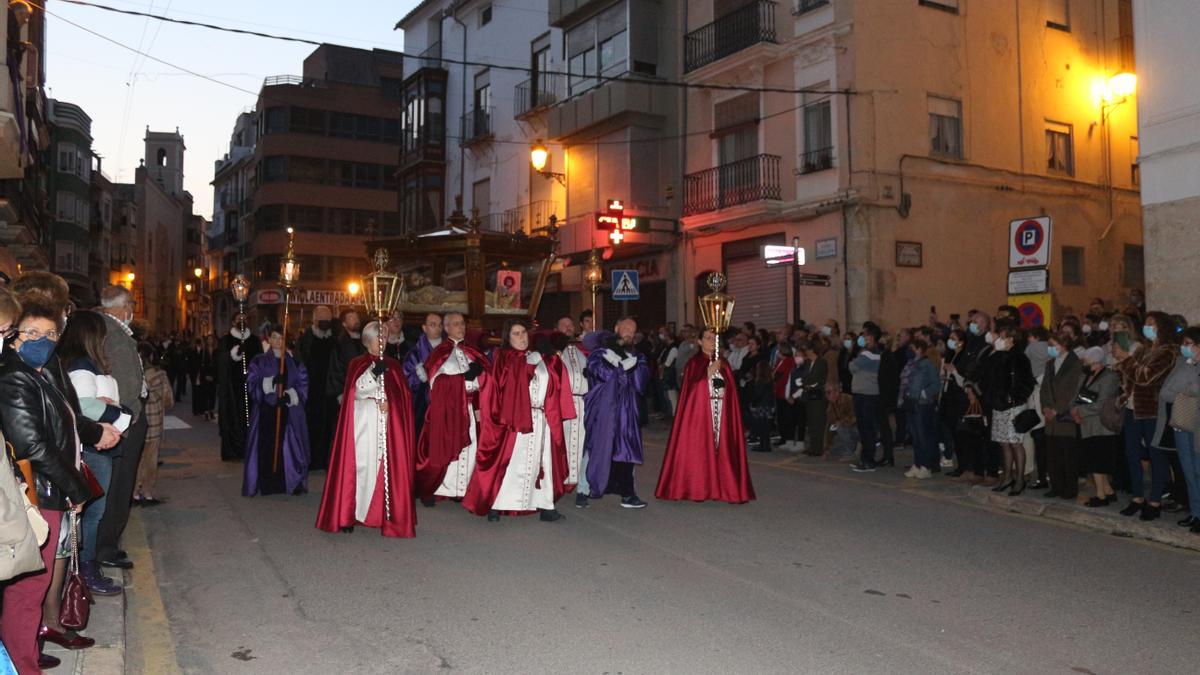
[59,511,93,631]
[1100,398,1124,433]
[80,462,105,501]
[1013,408,1041,434]
[1170,392,1199,433]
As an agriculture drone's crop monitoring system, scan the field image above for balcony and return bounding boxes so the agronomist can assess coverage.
[685,1,777,74]
[460,107,493,146]
[797,146,833,175]
[500,200,559,235]
[416,42,443,70]
[515,74,565,118]
[792,0,829,15]
[683,154,781,216]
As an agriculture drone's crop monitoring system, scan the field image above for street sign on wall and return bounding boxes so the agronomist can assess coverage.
[1009,293,1053,329]
[1007,269,1049,295]
[1009,216,1052,268]
[611,269,640,301]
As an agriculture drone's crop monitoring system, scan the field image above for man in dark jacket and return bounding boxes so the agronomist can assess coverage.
[297,305,336,471]
[326,309,365,406]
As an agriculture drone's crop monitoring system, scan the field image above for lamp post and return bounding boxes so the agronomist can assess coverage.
[272,227,301,473]
[358,247,405,522]
[1100,71,1137,235]
[230,274,251,429]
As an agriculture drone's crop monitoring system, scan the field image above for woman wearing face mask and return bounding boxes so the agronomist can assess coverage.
[900,337,941,479]
[979,326,1037,494]
[1148,323,1199,522]
[772,343,800,451]
[0,299,94,673]
[838,333,857,394]
[1072,347,1122,507]
[1169,328,1200,533]
[799,339,831,457]
[940,330,971,477]
[1115,311,1180,521]
[1040,332,1084,500]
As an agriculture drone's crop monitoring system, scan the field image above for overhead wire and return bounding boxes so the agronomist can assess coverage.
[50,0,853,97]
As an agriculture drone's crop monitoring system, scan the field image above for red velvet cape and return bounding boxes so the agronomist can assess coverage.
[655,353,756,504]
[461,349,574,516]
[413,340,488,499]
[316,354,416,537]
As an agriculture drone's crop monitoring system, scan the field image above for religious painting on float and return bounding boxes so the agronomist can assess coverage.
[495,270,522,310]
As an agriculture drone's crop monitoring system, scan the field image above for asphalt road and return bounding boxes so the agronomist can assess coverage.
[128,413,1200,675]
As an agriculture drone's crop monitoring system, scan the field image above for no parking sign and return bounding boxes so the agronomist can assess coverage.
[1007,293,1052,329]
[1009,216,1051,268]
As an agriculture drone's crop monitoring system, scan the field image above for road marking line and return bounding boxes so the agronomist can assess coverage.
[125,510,183,675]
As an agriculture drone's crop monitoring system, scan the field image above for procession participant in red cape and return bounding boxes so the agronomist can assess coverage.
[655,328,756,504]
[554,316,592,507]
[462,320,574,522]
[413,311,489,506]
[316,321,416,538]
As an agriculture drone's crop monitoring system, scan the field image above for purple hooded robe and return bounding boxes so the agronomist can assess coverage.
[243,351,310,496]
[583,331,648,497]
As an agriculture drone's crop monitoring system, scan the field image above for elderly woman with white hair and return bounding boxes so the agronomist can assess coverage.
[1071,346,1122,507]
[316,320,417,538]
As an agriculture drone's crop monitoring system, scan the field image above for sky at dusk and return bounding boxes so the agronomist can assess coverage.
[45,0,421,220]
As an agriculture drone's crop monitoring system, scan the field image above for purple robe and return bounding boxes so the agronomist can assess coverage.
[583,344,648,497]
[243,351,310,496]
[403,333,443,436]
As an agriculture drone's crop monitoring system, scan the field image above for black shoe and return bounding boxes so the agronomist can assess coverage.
[339,526,354,533]
[1119,501,1144,517]
[1084,497,1109,508]
[992,480,1015,493]
[620,496,648,509]
[947,468,965,478]
[1139,504,1162,521]
[1043,490,1060,499]
[1190,521,1200,534]
[420,496,437,508]
[574,493,589,509]
[850,463,876,473]
[1008,481,1026,497]
[539,509,564,522]
[1027,479,1048,490]
[877,458,895,467]
[487,510,500,522]
[99,557,133,569]
[1181,516,1200,528]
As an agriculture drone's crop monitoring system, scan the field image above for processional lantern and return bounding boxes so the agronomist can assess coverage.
[697,272,735,361]
[360,248,405,324]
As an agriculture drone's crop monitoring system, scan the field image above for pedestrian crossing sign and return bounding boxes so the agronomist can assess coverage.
[611,269,640,300]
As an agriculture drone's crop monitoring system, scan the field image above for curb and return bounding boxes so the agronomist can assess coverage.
[965,485,1200,553]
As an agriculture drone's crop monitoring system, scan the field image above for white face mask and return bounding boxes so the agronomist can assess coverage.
[1098,321,1109,332]
[1082,324,1093,335]
[993,338,1010,352]
[820,326,833,336]
[984,331,995,345]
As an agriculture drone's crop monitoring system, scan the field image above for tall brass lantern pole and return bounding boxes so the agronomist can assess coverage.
[359,248,405,521]
[697,272,735,449]
[229,274,252,429]
[273,228,301,474]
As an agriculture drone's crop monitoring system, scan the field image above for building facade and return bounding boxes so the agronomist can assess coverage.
[210,110,257,335]
[0,1,51,278]
[48,99,94,304]
[1133,0,1200,320]
[238,44,404,333]
[680,0,1143,331]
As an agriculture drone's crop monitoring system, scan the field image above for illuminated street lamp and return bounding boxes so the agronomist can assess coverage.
[530,139,565,186]
[347,280,361,298]
[184,282,194,294]
[193,266,204,279]
[1108,71,1137,99]
[125,271,135,283]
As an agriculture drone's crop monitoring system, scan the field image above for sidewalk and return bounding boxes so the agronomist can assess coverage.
[748,443,1200,553]
[43,570,125,674]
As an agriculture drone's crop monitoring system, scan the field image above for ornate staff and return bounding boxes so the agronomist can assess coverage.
[697,272,735,450]
[360,248,404,522]
[230,274,252,429]
[273,228,301,474]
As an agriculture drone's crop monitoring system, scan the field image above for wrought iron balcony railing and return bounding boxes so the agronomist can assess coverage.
[684,0,777,73]
[515,74,564,117]
[460,107,494,145]
[683,154,781,216]
[797,146,834,175]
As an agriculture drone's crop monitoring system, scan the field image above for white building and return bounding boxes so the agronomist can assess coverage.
[1133,0,1200,320]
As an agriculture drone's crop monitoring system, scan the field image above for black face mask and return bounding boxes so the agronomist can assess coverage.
[317,320,333,331]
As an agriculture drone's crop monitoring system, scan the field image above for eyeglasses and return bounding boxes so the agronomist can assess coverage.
[17,328,59,341]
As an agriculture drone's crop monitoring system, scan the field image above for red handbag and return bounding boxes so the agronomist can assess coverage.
[80,462,105,502]
[59,512,94,631]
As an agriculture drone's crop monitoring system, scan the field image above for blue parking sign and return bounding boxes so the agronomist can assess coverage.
[611,269,639,300]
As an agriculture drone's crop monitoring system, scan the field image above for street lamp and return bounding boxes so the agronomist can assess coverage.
[229,273,251,428]
[1108,71,1137,99]
[347,280,361,298]
[584,247,603,328]
[125,272,135,283]
[530,140,566,186]
[193,266,204,279]
[271,227,301,475]
[184,282,194,294]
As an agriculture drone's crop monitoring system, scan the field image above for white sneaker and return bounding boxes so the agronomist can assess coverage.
[914,467,933,479]
[940,457,954,469]
[795,441,807,452]
[904,466,918,478]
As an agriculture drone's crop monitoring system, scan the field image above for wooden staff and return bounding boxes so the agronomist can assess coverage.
[272,293,291,474]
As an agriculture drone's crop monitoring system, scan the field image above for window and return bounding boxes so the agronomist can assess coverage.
[479,4,492,26]
[290,206,323,233]
[1045,120,1073,175]
[290,107,326,134]
[1046,0,1070,31]
[354,163,381,189]
[801,88,833,174]
[256,205,285,232]
[262,107,287,134]
[599,31,628,76]
[928,96,962,159]
[330,112,356,139]
[1123,244,1144,288]
[794,0,829,14]
[566,1,627,95]
[58,144,76,173]
[472,178,491,217]
[355,115,382,141]
[156,148,167,167]
[288,156,325,184]
[261,156,286,183]
[919,0,959,13]
[714,93,759,166]
[1062,246,1084,286]
[1130,136,1140,187]
[56,192,75,223]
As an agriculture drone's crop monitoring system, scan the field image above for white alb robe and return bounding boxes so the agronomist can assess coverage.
[431,341,482,498]
[561,344,588,488]
[352,369,387,522]
[491,353,554,512]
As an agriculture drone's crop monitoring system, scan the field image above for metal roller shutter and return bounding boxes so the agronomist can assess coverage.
[724,256,787,330]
